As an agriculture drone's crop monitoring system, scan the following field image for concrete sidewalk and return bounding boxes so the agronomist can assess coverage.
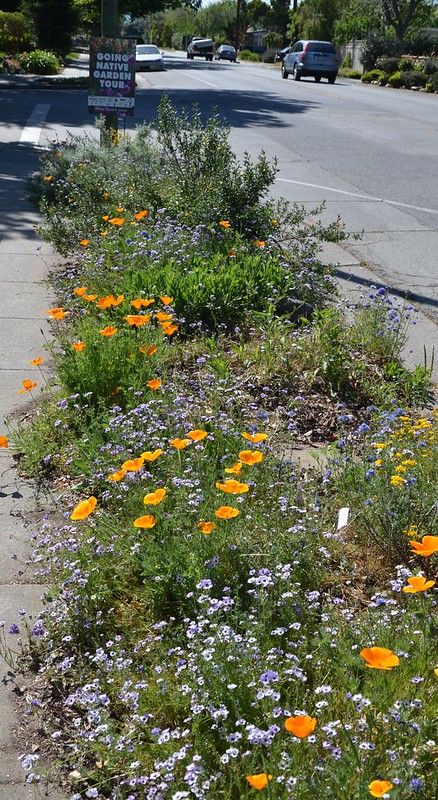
[0,142,63,797]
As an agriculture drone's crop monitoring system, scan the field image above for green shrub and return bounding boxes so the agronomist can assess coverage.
[376,55,399,73]
[423,58,438,75]
[401,69,427,88]
[361,33,398,70]
[0,10,32,52]
[426,71,438,92]
[388,70,403,87]
[338,67,362,79]
[20,48,61,74]
[361,68,385,83]
[239,49,260,62]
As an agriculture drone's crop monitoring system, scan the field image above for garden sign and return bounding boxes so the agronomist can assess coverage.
[88,37,135,117]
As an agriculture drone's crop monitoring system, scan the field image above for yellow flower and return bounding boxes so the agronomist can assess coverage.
[239,449,264,465]
[372,442,387,450]
[197,521,215,534]
[215,505,240,519]
[70,496,97,521]
[368,780,393,798]
[390,475,405,487]
[246,774,272,790]
[141,449,163,462]
[170,438,191,450]
[402,575,435,593]
[143,488,167,505]
[133,514,157,529]
[215,479,249,494]
[187,429,208,441]
[242,432,268,443]
[394,465,407,474]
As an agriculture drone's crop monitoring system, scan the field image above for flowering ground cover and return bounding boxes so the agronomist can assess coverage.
[2,102,437,800]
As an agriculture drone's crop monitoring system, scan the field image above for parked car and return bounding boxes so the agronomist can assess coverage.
[187,37,214,61]
[275,46,291,63]
[135,44,164,71]
[282,40,338,83]
[215,44,237,62]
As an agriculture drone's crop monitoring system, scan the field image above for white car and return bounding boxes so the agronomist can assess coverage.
[135,44,164,71]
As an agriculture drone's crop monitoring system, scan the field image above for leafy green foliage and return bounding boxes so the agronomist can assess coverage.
[238,49,261,61]
[20,0,79,56]
[19,48,61,73]
[401,68,428,87]
[361,67,385,82]
[388,69,403,86]
[0,10,32,51]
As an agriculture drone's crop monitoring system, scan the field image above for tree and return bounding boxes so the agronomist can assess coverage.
[73,0,200,32]
[288,0,342,42]
[195,0,236,41]
[379,0,435,44]
[21,0,80,54]
[334,0,384,43]
[268,0,292,40]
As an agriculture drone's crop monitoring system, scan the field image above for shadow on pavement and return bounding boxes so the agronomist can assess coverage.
[336,267,438,311]
[0,143,48,243]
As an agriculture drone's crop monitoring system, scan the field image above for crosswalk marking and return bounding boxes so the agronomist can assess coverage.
[19,103,51,147]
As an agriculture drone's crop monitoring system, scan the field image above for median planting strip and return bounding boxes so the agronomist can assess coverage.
[2,100,437,800]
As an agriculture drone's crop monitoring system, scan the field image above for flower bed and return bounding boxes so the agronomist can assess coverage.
[2,101,437,800]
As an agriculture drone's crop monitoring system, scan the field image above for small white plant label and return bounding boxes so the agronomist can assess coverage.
[337,507,350,530]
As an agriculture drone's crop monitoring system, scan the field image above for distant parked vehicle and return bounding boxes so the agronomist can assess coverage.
[215,44,237,62]
[275,46,291,63]
[282,40,339,83]
[135,44,164,71]
[187,37,214,61]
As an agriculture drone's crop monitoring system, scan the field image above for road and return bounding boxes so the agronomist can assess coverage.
[1,51,437,372]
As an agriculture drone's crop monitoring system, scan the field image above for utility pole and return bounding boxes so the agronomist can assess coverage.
[101,0,120,137]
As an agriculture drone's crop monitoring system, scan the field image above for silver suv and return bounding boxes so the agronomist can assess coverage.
[282,40,338,83]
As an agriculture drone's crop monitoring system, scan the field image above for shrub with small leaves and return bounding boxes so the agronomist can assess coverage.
[388,70,403,88]
[361,68,385,83]
[401,69,427,88]
[20,48,61,74]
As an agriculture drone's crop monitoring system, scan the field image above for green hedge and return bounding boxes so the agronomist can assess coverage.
[0,10,32,52]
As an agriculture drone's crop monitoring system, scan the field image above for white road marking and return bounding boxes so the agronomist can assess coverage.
[19,103,51,146]
[277,177,438,215]
[180,70,219,88]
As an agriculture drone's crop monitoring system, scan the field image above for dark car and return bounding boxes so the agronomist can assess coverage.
[275,46,291,63]
[282,40,339,83]
[215,44,237,62]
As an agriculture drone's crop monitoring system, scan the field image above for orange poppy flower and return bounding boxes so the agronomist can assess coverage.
[43,175,53,182]
[18,379,37,394]
[360,647,400,670]
[72,341,86,352]
[29,356,43,366]
[141,449,163,461]
[410,535,438,557]
[100,231,108,237]
[121,457,144,472]
[70,496,97,521]
[108,468,126,482]
[218,220,231,228]
[83,294,97,302]
[197,521,216,534]
[159,295,173,305]
[143,488,167,505]
[187,429,208,442]
[253,240,266,248]
[109,217,125,226]
[368,780,393,798]
[46,307,68,320]
[215,506,240,519]
[284,715,317,738]
[216,479,249,494]
[74,286,87,296]
[170,438,191,450]
[139,344,157,357]
[225,462,243,475]
[133,514,157,529]
[147,378,161,390]
[155,312,173,323]
[162,323,178,336]
[80,239,89,247]
[96,295,120,309]
[403,575,435,593]
[102,214,109,221]
[239,450,264,465]
[125,314,151,327]
[0,436,9,448]
[131,299,154,310]
[99,325,118,337]
[246,774,272,790]
[134,210,149,220]
[242,432,268,443]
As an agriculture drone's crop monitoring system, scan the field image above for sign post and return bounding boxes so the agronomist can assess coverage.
[88,37,136,141]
